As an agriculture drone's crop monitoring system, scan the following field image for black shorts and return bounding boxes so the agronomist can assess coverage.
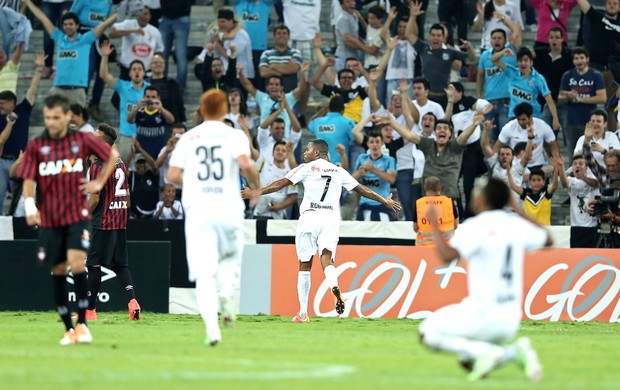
[37,220,91,266]
[86,229,128,267]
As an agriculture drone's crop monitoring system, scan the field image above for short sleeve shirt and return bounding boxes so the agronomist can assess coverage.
[478,44,517,100]
[505,64,551,118]
[51,28,97,87]
[354,153,396,206]
[114,79,151,137]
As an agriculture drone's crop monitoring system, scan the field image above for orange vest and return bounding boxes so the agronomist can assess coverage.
[415,195,456,246]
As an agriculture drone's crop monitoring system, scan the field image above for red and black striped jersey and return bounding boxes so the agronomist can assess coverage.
[90,157,129,230]
[17,129,112,228]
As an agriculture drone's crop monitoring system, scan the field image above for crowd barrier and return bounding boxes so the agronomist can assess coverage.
[4,217,618,321]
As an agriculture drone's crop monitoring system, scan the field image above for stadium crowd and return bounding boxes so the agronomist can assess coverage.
[2,0,620,247]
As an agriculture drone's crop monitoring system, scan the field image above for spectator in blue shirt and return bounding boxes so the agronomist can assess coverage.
[352,131,397,221]
[235,0,273,90]
[100,40,150,165]
[308,96,356,167]
[491,46,561,133]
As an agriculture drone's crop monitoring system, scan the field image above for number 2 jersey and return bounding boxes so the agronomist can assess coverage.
[169,120,250,216]
[449,209,548,309]
[285,158,359,216]
[90,157,129,230]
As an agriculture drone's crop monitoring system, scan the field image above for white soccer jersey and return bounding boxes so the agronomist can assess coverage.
[567,176,599,228]
[574,131,620,167]
[498,118,556,167]
[450,210,548,309]
[169,120,250,216]
[285,158,359,215]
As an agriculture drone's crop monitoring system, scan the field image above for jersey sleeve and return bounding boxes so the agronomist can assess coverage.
[340,167,359,191]
[449,220,479,260]
[89,162,103,195]
[51,28,62,42]
[386,156,396,172]
[83,30,97,45]
[535,73,551,97]
[353,154,363,171]
[285,163,308,184]
[17,140,40,181]
[168,134,188,169]
[83,133,112,162]
[288,129,302,146]
[231,130,251,159]
[519,218,549,250]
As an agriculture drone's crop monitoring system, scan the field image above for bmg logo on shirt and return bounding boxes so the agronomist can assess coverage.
[511,87,532,101]
[59,50,77,59]
[318,124,335,133]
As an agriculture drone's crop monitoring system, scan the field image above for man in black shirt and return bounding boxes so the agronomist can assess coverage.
[148,52,186,123]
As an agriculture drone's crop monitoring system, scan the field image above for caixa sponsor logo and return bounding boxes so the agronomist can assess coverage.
[525,256,620,322]
[312,254,465,319]
[39,158,84,176]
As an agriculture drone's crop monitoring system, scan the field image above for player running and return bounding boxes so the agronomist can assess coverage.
[242,139,401,322]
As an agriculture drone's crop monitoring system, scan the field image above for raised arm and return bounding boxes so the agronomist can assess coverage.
[490,48,512,70]
[496,11,522,49]
[476,67,485,99]
[336,144,349,170]
[311,57,333,92]
[99,41,117,88]
[238,115,260,161]
[93,13,118,38]
[313,33,336,85]
[380,7,397,44]
[480,119,495,158]
[406,2,425,44]
[367,68,382,113]
[10,43,24,66]
[237,64,257,97]
[576,0,592,14]
[134,140,159,174]
[292,61,311,101]
[281,94,301,133]
[547,157,560,195]
[456,112,484,146]
[426,206,460,263]
[521,126,535,167]
[352,115,373,145]
[25,51,46,105]
[400,79,418,128]
[386,115,420,144]
[259,104,285,129]
[506,164,524,196]
[23,0,55,35]
[556,155,570,188]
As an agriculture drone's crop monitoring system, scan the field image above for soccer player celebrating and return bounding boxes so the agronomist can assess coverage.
[420,177,553,381]
[18,95,119,345]
[241,139,401,322]
[167,90,260,347]
[85,123,141,321]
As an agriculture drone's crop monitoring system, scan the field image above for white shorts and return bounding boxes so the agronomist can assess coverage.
[419,299,521,344]
[184,212,244,282]
[295,211,340,262]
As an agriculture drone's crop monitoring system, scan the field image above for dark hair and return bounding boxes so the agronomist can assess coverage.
[272,117,286,127]
[273,25,290,36]
[482,177,511,210]
[152,51,165,59]
[413,77,430,91]
[345,57,358,65]
[266,75,283,85]
[272,140,287,151]
[435,119,453,131]
[217,8,235,20]
[44,94,70,113]
[144,86,159,96]
[171,123,186,131]
[422,112,437,123]
[429,23,444,36]
[513,142,527,155]
[484,1,496,21]
[227,88,249,117]
[513,102,533,118]
[96,123,117,145]
[0,91,17,104]
[590,108,608,122]
[572,153,585,161]
[329,96,345,113]
[129,60,146,72]
[573,46,590,58]
[337,68,355,80]
[490,28,507,40]
[449,81,464,94]
[367,130,383,140]
[310,139,329,158]
[548,26,564,37]
[516,47,533,62]
[61,12,80,26]
[69,104,89,122]
[529,169,546,181]
[368,5,386,19]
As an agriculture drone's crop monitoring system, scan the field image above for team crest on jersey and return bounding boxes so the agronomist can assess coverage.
[442,52,449,61]
[528,80,534,87]
[71,142,80,154]
[311,165,320,172]
[40,146,51,155]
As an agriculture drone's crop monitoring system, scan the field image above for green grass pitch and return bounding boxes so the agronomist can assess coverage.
[1,312,618,389]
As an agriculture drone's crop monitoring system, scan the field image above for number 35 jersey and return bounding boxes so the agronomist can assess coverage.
[286,158,359,216]
[169,120,250,215]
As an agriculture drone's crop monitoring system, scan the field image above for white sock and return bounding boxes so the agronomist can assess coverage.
[423,329,498,361]
[217,260,240,317]
[195,277,221,343]
[323,264,338,289]
[499,344,517,366]
[297,271,311,316]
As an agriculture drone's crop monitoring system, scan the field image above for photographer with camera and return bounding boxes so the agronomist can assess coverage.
[127,86,175,159]
[587,175,620,248]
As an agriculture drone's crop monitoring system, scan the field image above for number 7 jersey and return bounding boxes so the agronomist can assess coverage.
[169,120,250,215]
[286,158,359,216]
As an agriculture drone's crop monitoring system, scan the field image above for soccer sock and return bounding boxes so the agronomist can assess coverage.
[86,266,102,310]
[323,264,338,289]
[112,266,137,301]
[195,277,221,343]
[498,344,517,366]
[297,271,311,316]
[216,260,240,317]
[423,330,498,361]
[52,275,73,331]
[73,271,89,325]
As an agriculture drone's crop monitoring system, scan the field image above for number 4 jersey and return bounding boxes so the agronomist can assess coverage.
[90,157,129,230]
[169,120,250,215]
[286,158,359,216]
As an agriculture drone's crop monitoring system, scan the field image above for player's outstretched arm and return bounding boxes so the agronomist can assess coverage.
[238,154,259,191]
[353,184,401,212]
[241,177,292,199]
[426,206,460,263]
